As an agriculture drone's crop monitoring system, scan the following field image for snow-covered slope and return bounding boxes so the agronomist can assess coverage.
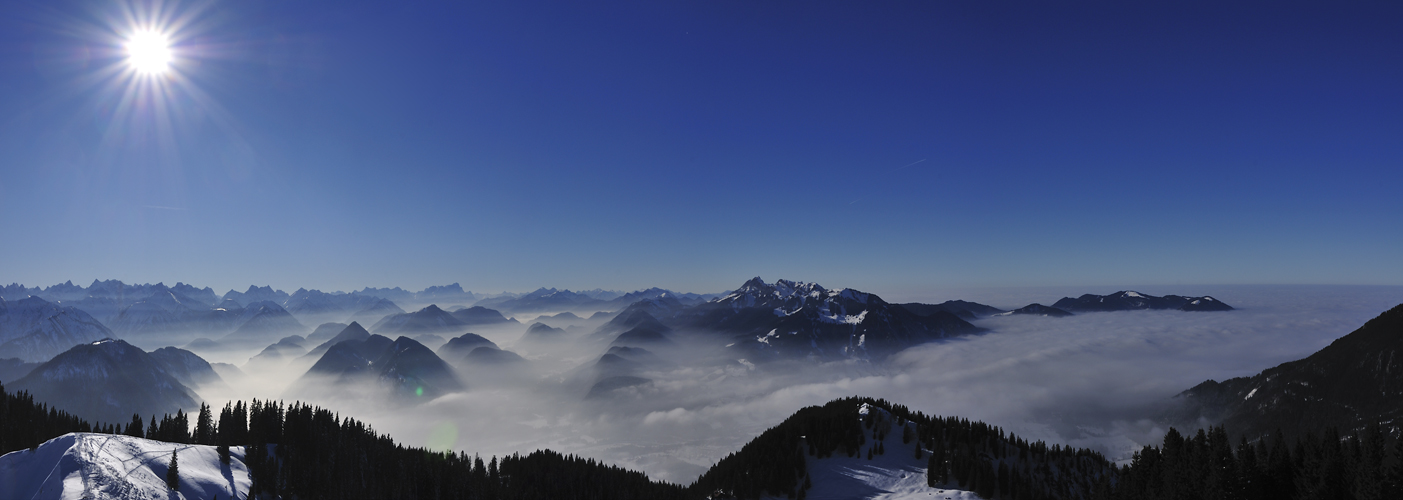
[0,433,250,500]
[784,404,979,500]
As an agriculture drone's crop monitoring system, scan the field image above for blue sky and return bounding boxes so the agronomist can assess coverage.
[1,0,1400,296]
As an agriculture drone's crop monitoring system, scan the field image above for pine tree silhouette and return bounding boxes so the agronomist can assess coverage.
[166,448,179,490]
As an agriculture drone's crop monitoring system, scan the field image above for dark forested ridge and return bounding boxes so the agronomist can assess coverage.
[1109,424,1403,500]
[8,385,1403,499]
[0,382,684,500]
[1169,304,1403,443]
[690,397,1118,500]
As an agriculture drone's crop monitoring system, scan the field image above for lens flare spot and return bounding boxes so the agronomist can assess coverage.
[415,386,424,397]
[426,421,459,453]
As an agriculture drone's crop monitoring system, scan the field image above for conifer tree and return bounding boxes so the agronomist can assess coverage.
[166,448,179,490]
[195,403,215,445]
[125,414,144,438]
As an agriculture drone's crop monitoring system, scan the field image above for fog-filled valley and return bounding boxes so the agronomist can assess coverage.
[5,278,1400,484]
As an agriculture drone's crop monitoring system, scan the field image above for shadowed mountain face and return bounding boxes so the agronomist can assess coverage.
[147,346,223,388]
[1168,304,1403,441]
[373,337,464,399]
[295,334,462,400]
[998,303,1073,317]
[9,339,199,423]
[302,322,373,361]
[898,300,1006,320]
[520,322,567,343]
[1053,291,1233,312]
[463,346,525,365]
[306,322,350,343]
[371,305,468,335]
[610,322,675,348]
[0,357,39,383]
[604,277,982,361]
[219,301,307,345]
[438,333,499,360]
[450,306,516,326]
[0,296,114,362]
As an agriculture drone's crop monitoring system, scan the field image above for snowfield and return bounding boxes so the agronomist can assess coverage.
[0,433,250,500]
[764,404,980,500]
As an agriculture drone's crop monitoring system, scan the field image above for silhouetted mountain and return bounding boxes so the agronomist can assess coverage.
[108,288,243,338]
[1168,304,1403,441]
[591,309,672,342]
[438,333,499,360]
[0,283,42,301]
[356,284,479,306]
[997,303,1073,317]
[147,346,224,388]
[585,375,651,400]
[371,305,467,335]
[295,334,462,399]
[416,283,478,305]
[610,323,675,348]
[898,300,1006,320]
[350,297,405,324]
[606,288,720,308]
[539,311,582,322]
[244,336,308,370]
[372,336,464,398]
[689,397,1116,500]
[305,334,394,377]
[302,321,373,361]
[220,301,305,344]
[450,306,517,326]
[0,296,113,362]
[520,322,567,343]
[183,338,221,352]
[306,322,350,343]
[463,346,526,365]
[9,339,199,423]
[37,280,87,301]
[476,288,608,314]
[283,289,388,322]
[1052,290,1233,312]
[0,357,39,383]
[220,285,290,308]
[663,277,982,361]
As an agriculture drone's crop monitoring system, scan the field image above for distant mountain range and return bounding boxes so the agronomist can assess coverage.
[471,286,722,315]
[1052,290,1233,312]
[590,277,984,362]
[997,303,1073,317]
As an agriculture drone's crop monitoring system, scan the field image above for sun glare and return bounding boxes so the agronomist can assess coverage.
[126,30,171,74]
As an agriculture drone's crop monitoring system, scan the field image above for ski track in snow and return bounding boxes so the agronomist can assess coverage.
[0,433,250,500]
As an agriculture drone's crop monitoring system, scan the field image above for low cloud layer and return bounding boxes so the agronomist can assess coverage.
[194,285,1403,483]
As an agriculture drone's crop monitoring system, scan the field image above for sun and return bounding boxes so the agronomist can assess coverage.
[126,29,172,75]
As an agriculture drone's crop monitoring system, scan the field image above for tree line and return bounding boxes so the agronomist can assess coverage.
[1102,423,1403,500]
[1,382,684,500]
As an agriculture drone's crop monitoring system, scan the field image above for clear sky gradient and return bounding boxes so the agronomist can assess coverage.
[1,0,1400,296]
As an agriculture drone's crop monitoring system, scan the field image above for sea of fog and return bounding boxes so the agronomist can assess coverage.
[197,284,1403,484]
